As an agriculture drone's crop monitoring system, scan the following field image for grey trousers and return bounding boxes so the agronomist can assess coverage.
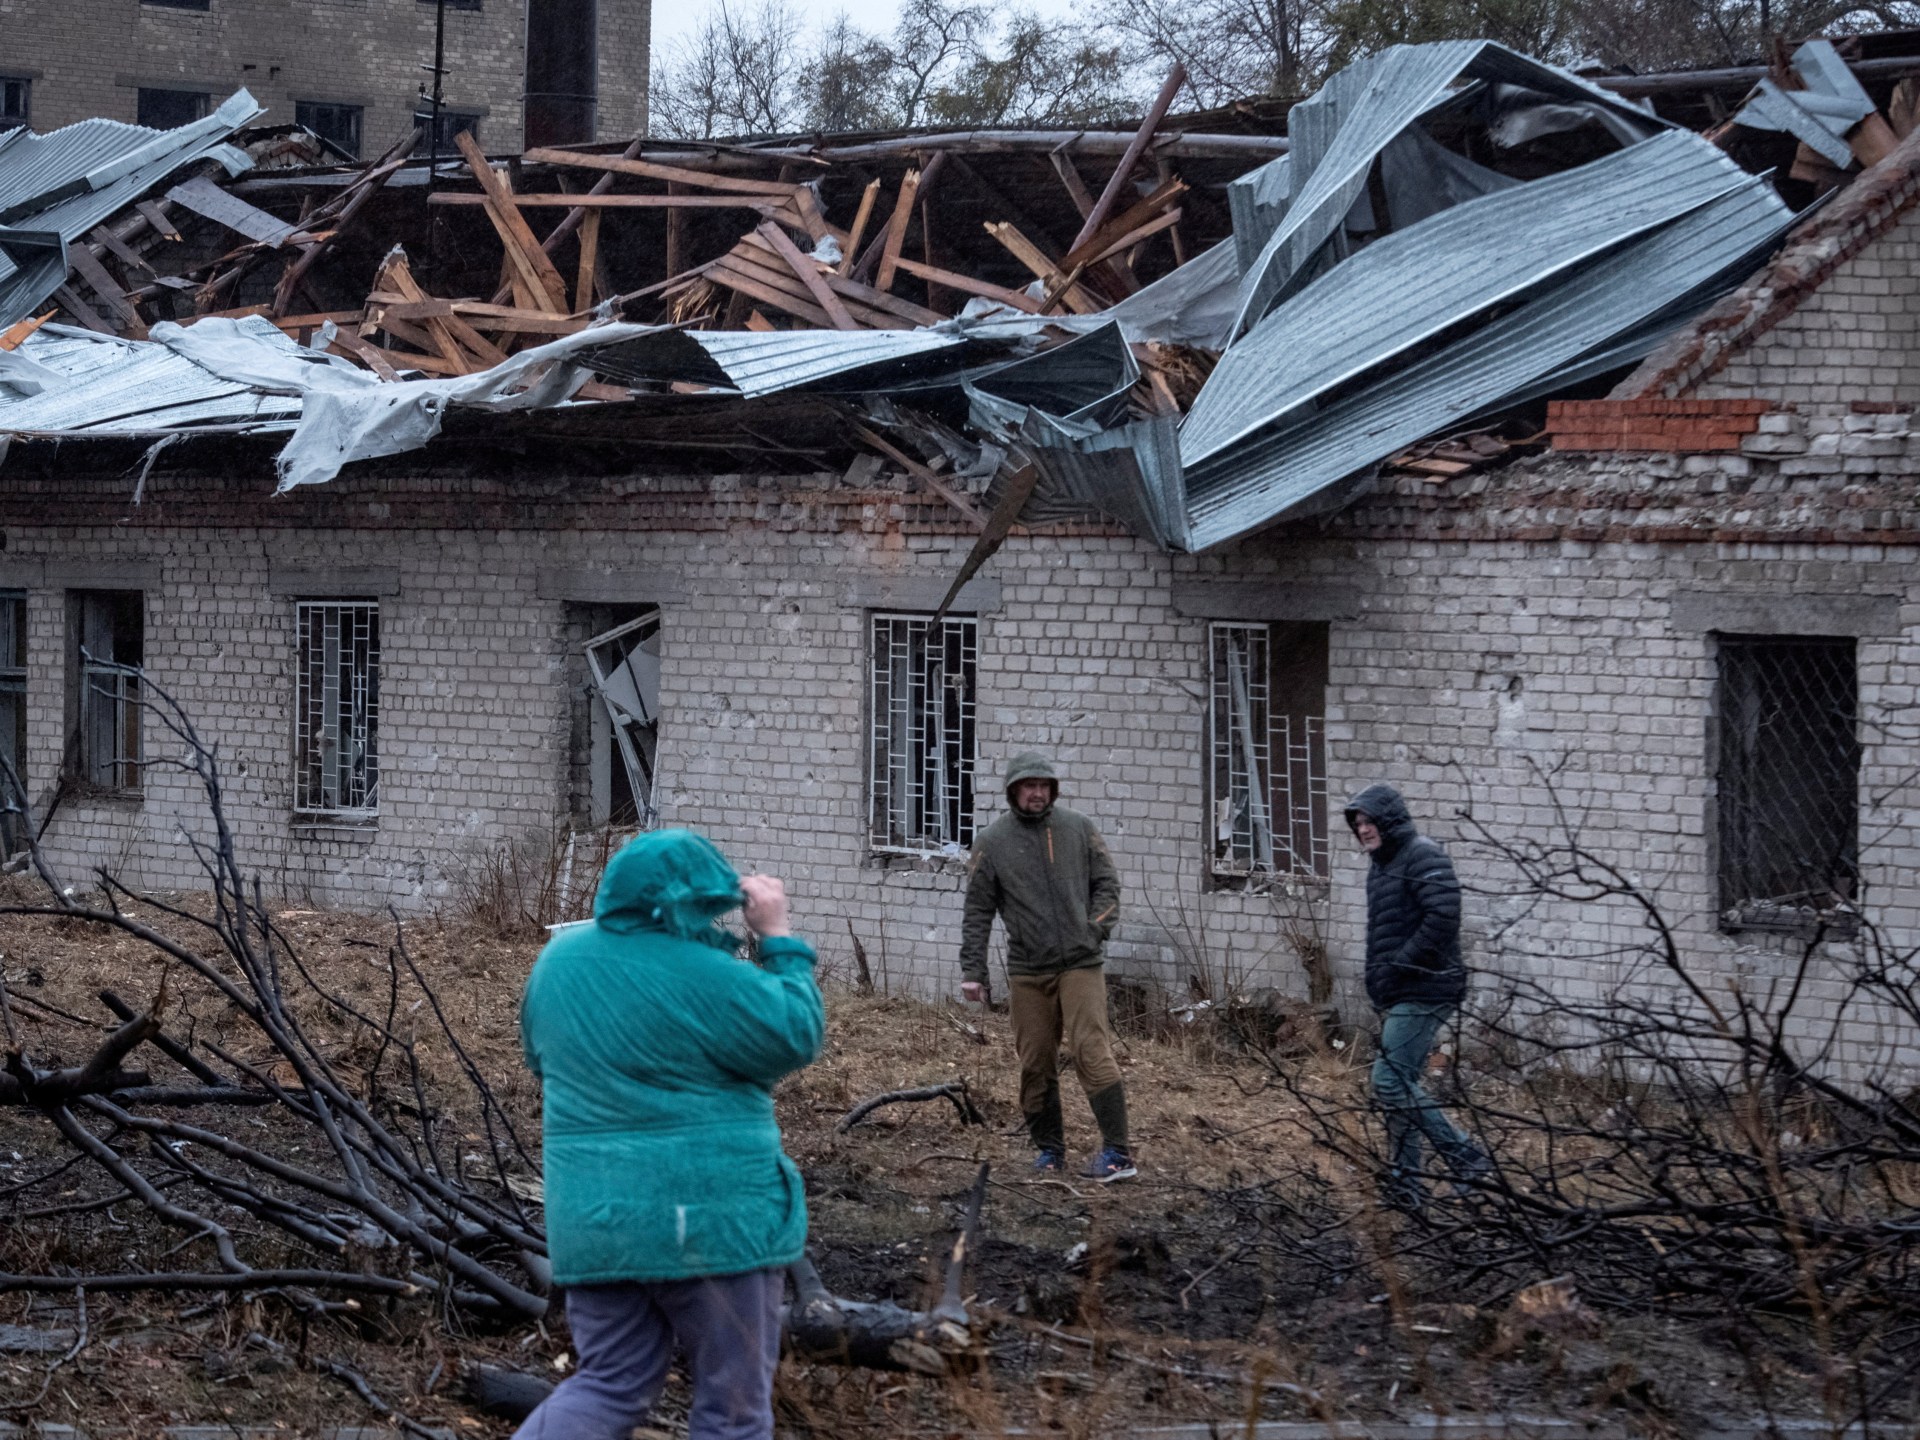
[511,1268,785,1440]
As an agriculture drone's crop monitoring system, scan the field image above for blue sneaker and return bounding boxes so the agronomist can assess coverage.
[1080,1148,1138,1184]
[1032,1149,1065,1173]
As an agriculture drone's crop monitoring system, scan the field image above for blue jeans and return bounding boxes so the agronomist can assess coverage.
[512,1268,784,1440]
[1371,1002,1478,1179]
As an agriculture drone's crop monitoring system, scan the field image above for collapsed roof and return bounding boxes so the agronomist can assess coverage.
[0,36,1912,553]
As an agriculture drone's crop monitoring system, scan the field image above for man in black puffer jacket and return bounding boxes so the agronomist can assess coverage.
[1345,784,1488,1209]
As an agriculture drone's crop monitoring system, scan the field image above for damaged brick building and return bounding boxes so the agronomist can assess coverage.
[4,38,1919,1070]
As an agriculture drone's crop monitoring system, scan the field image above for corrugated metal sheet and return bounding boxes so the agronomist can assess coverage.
[1182,130,1754,465]
[0,92,263,329]
[972,321,1136,426]
[0,325,301,435]
[585,326,965,397]
[1183,175,1793,550]
[1734,40,1875,168]
[1227,42,1668,340]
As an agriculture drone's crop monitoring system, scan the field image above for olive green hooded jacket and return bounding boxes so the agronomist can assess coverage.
[960,753,1121,988]
[519,829,823,1285]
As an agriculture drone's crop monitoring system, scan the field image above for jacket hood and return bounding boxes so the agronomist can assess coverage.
[1003,751,1060,809]
[593,828,744,950]
[1345,783,1418,853]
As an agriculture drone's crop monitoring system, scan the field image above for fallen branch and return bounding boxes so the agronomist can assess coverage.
[838,1079,985,1133]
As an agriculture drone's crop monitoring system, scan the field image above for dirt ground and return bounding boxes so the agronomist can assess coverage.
[0,897,1896,1436]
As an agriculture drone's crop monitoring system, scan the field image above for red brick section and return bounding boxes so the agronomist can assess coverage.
[1546,397,1770,453]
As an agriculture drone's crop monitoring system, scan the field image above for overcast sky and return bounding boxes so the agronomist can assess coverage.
[651,0,1083,53]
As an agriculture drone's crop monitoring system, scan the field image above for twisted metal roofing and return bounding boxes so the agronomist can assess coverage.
[0,325,302,435]
[0,91,262,329]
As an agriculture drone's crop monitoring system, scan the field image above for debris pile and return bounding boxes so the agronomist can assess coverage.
[3,35,1920,548]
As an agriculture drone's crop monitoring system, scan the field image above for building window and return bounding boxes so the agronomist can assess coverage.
[67,592,143,795]
[143,0,212,9]
[411,108,481,155]
[575,607,661,828]
[137,88,211,128]
[1715,634,1859,930]
[294,101,364,160]
[1,78,28,132]
[869,613,977,854]
[295,602,379,820]
[0,594,23,842]
[1209,620,1329,880]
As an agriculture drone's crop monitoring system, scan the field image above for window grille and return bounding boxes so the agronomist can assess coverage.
[1716,635,1858,924]
[1209,621,1329,879]
[296,602,379,818]
[71,591,142,794]
[0,593,22,843]
[869,613,977,854]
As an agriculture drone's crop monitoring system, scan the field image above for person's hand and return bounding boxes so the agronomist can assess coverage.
[960,981,985,1003]
[740,875,791,938]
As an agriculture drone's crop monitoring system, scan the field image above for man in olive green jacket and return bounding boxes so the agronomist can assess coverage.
[960,753,1134,1182]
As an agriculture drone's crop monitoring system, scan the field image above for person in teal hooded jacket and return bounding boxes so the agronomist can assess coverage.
[515,829,824,1440]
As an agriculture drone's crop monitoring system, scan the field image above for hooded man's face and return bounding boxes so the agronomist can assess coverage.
[1013,778,1055,815]
[1353,815,1383,852]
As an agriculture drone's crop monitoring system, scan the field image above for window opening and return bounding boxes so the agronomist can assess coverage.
[582,609,661,828]
[294,101,363,160]
[1209,620,1329,880]
[296,601,379,819]
[136,89,211,128]
[0,593,23,845]
[869,612,977,854]
[0,78,28,132]
[69,591,143,794]
[412,108,481,155]
[1716,634,1858,928]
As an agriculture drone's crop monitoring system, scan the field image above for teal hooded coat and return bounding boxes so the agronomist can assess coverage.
[520,829,824,1285]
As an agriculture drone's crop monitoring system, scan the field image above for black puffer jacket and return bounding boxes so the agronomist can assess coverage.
[1345,784,1465,1010]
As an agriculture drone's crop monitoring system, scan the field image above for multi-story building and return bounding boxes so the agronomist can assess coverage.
[0,0,649,155]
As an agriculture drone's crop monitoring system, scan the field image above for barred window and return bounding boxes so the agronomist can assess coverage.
[0,593,23,844]
[296,602,379,819]
[869,613,977,854]
[68,591,142,794]
[1209,620,1329,880]
[1716,634,1859,928]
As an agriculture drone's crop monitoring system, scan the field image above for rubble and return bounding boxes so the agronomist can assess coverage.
[3,35,1920,551]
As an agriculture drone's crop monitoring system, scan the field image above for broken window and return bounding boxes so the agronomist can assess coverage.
[142,0,211,9]
[869,613,977,855]
[67,591,142,794]
[1209,621,1330,880]
[411,109,482,155]
[295,602,379,820]
[1716,635,1859,929]
[136,89,211,128]
[0,78,28,132]
[577,609,661,828]
[294,101,363,161]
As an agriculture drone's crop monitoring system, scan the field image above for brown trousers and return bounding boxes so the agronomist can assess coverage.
[1008,967,1123,1115]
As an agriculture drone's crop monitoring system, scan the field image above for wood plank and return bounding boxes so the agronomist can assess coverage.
[271,125,421,318]
[575,207,601,313]
[1061,177,1187,270]
[1849,111,1900,167]
[0,312,54,351]
[372,250,505,371]
[891,256,1040,313]
[930,463,1042,622]
[88,226,153,277]
[133,200,181,242]
[745,309,776,332]
[63,244,142,330]
[437,310,512,368]
[852,424,987,529]
[1081,207,1182,268]
[982,222,1102,315]
[838,178,881,278]
[1049,147,1096,220]
[722,238,929,328]
[756,222,859,331]
[875,167,922,293]
[523,147,804,197]
[327,331,404,381]
[1070,61,1186,253]
[427,191,781,210]
[706,259,834,329]
[454,130,568,313]
[823,271,943,327]
[665,185,685,280]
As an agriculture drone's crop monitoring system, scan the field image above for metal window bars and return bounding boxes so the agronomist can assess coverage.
[296,601,379,818]
[1209,621,1328,879]
[582,609,663,828]
[1717,634,1859,922]
[869,613,978,854]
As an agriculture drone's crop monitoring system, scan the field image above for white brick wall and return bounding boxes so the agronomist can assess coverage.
[7,498,1918,1079]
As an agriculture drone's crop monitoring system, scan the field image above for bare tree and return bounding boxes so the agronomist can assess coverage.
[929,10,1137,126]
[649,0,808,139]
[1097,0,1335,106]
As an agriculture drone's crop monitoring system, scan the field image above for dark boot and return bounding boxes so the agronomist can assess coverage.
[1087,1083,1131,1158]
[1025,1080,1065,1163]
